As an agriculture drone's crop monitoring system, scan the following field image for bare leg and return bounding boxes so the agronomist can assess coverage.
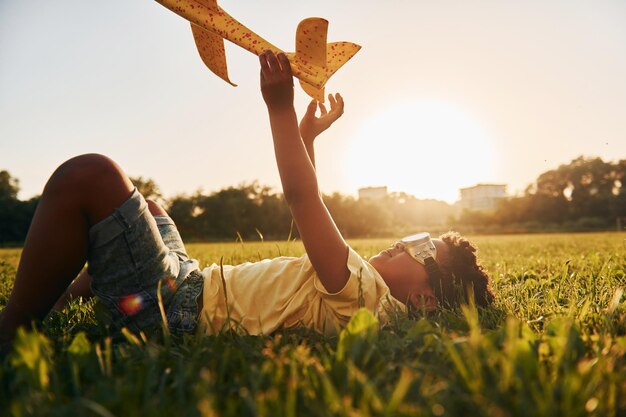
[146,199,168,217]
[52,268,94,311]
[0,154,134,345]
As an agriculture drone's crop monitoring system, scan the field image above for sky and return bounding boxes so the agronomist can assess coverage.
[1,0,625,203]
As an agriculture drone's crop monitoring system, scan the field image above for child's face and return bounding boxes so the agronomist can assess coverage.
[369,238,448,310]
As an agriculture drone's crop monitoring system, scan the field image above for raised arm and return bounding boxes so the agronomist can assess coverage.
[299,94,344,168]
[260,51,350,293]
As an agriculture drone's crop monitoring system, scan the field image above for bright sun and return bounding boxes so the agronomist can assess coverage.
[343,99,496,203]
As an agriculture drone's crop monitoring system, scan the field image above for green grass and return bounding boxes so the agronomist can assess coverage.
[1,233,625,416]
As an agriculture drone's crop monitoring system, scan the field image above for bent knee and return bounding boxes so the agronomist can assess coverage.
[48,154,132,192]
[55,153,118,179]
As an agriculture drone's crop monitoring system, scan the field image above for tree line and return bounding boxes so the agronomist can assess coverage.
[160,182,455,241]
[454,156,626,233]
[1,156,624,244]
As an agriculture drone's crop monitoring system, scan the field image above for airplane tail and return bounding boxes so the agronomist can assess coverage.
[287,18,361,102]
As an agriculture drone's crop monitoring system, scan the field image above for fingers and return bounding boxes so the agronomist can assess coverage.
[259,50,280,74]
[277,52,293,77]
[305,99,317,118]
[259,53,269,70]
[319,102,327,116]
[328,94,343,111]
[335,93,344,110]
[260,50,295,109]
[259,50,293,80]
[328,94,337,109]
[326,93,344,118]
[259,53,270,78]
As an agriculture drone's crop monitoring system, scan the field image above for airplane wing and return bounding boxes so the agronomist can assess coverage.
[190,0,236,86]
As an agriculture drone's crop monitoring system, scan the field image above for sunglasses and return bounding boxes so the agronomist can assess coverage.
[396,232,447,306]
[396,232,437,265]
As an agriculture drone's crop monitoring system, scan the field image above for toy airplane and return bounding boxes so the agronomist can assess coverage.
[154,0,361,101]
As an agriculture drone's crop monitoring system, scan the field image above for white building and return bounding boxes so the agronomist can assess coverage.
[459,184,507,211]
[358,186,388,200]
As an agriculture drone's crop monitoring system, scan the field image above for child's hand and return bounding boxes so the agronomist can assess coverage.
[260,50,294,111]
[299,93,344,143]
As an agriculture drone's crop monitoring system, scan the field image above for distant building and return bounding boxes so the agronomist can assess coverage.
[358,186,388,200]
[459,183,507,211]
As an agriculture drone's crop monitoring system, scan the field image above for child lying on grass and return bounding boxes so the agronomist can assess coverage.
[0,51,493,352]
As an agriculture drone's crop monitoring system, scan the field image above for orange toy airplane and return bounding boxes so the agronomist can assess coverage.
[154,0,361,101]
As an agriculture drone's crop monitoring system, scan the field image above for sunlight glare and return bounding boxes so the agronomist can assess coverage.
[344,99,496,203]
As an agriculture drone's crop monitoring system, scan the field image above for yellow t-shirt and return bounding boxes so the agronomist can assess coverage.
[197,247,405,335]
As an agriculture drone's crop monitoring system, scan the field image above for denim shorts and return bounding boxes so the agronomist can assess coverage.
[87,189,203,336]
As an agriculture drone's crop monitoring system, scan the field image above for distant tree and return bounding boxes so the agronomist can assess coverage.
[0,170,38,244]
[0,170,19,201]
[384,192,457,230]
[323,193,395,237]
[167,192,201,240]
[168,182,293,241]
[456,209,494,230]
[609,159,626,219]
[531,156,619,221]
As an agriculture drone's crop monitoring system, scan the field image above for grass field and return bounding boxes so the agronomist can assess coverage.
[1,233,625,416]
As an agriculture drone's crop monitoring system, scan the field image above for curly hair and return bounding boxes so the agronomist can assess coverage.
[434,231,494,308]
